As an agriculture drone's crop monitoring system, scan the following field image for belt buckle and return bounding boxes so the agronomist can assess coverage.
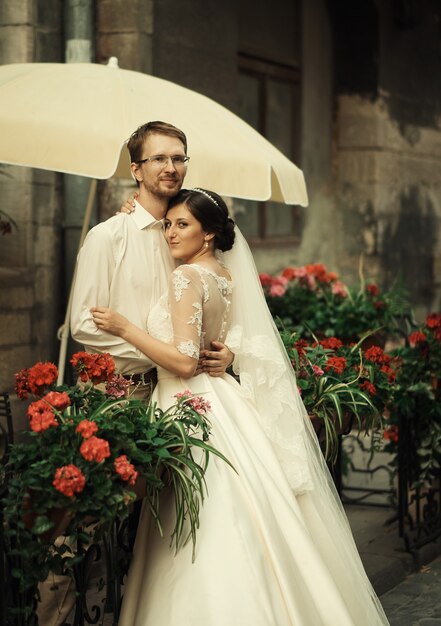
[140,371,148,385]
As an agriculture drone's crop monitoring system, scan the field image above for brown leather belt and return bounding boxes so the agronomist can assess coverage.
[122,369,158,386]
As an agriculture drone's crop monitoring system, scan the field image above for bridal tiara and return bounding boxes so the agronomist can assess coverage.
[191,187,219,207]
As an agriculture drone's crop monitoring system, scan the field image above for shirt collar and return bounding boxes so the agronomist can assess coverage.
[131,199,165,230]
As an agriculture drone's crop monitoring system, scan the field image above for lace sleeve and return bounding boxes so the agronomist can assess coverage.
[168,266,204,360]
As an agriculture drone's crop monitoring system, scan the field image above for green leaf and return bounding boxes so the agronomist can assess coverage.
[31,515,54,535]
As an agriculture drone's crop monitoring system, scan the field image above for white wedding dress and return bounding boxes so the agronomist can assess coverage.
[118,262,389,626]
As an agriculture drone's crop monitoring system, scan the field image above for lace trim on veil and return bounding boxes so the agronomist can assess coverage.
[226,325,313,493]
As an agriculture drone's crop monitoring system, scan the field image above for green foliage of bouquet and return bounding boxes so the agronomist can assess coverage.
[4,352,232,612]
[280,332,392,461]
[260,262,408,342]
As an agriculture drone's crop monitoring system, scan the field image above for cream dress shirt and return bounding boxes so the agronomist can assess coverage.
[70,200,176,375]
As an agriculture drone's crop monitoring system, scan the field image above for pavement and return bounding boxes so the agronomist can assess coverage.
[380,556,441,625]
[346,504,413,596]
[346,504,441,624]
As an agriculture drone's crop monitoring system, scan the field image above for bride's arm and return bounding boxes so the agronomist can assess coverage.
[91,308,198,379]
[92,266,205,379]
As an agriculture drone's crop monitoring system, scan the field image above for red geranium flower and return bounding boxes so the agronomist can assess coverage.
[27,362,58,396]
[364,346,390,365]
[43,391,71,411]
[281,267,297,281]
[259,273,273,287]
[80,436,111,463]
[53,464,86,497]
[426,313,441,329]
[408,331,427,347]
[293,339,309,357]
[71,351,115,384]
[383,425,399,443]
[15,368,31,399]
[325,356,347,375]
[366,284,380,297]
[319,337,343,350]
[27,400,58,432]
[305,263,328,282]
[76,419,99,439]
[381,364,396,383]
[114,454,138,486]
[360,380,377,395]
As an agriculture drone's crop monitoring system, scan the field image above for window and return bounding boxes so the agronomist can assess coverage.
[235,53,302,243]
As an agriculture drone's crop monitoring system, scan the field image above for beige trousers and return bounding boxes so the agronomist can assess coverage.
[37,382,155,626]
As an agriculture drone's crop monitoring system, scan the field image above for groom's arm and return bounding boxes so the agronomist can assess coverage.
[198,341,234,377]
[70,224,149,364]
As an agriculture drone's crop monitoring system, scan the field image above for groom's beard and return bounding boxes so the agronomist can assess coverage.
[147,173,185,199]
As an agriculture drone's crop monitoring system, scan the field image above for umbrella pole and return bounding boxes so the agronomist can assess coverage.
[57,179,97,385]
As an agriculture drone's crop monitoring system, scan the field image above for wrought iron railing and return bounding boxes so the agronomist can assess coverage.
[397,411,441,552]
[1,391,13,625]
[338,413,441,553]
[340,433,396,508]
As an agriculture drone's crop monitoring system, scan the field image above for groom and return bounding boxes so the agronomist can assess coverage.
[38,121,232,626]
[71,120,232,396]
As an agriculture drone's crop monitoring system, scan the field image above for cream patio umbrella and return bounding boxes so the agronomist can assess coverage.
[0,59,308,203]
[0,59,308,381]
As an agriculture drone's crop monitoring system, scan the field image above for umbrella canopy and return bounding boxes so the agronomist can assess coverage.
[0,60,307,205]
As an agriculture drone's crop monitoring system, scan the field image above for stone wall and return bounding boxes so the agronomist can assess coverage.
[0,0,440,428]
[0,1,63,430]
[333,1,441,315]
[96,0,153,73]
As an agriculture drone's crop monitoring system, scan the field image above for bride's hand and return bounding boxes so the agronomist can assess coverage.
[91,307,129,336]
[117,193,138,215]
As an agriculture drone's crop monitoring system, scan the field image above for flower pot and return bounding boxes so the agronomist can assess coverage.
[132,475,147,500]
[309,412,355,444]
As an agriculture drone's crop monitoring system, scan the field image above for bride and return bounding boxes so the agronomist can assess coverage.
[91,188,389,625]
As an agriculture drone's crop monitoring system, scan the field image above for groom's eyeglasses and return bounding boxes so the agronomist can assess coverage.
[137,155,190,168]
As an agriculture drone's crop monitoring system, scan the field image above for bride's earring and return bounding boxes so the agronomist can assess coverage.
[204,241,209,249]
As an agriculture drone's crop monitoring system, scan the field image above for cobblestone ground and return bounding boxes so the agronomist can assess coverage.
[381,556,441,626]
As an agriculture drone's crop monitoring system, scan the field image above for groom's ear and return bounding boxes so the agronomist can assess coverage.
[130,162,142,183]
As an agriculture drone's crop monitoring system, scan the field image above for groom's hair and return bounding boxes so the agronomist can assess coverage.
[127,121,187,163]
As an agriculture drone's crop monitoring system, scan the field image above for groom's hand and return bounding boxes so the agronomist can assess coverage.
[198,341,234,377]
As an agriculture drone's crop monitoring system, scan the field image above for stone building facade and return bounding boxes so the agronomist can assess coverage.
[0,0,440,425]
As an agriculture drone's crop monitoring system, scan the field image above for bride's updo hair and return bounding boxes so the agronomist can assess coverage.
[168,188,235,252]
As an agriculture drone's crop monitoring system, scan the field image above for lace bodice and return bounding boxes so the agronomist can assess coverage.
[147,264,232,360]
